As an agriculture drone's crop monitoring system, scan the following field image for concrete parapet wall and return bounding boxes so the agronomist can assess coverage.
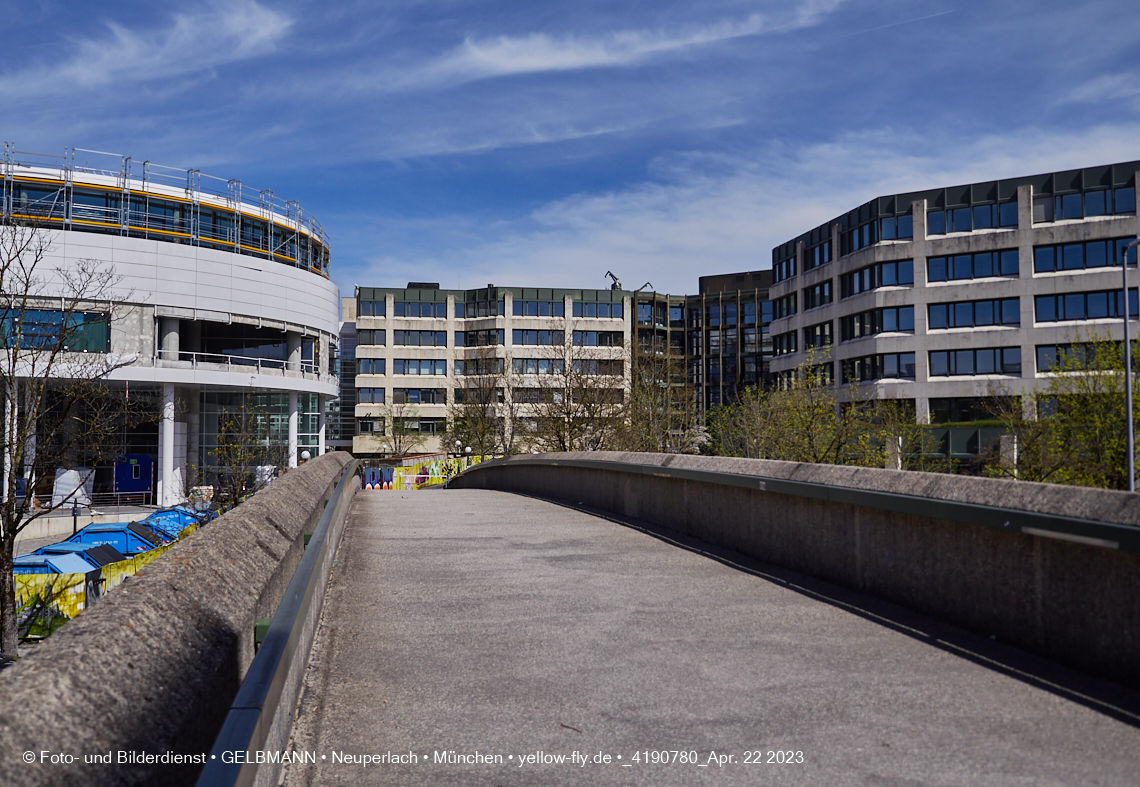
[452,452,1140,688]
[0,452,352,787]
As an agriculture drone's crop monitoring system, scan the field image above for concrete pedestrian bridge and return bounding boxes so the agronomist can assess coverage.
[1,453,1139,786]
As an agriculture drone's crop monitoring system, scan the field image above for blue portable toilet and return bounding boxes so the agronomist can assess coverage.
[114,454,154,494]
[34,543,126,569]
[13,552,100,575]
[67,522,162,554]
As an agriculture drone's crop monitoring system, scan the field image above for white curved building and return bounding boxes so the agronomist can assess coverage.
[2,145,340,504]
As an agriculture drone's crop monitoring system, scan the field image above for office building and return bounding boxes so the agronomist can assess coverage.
[768,161,1139,424]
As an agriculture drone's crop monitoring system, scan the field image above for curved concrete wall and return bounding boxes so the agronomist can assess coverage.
[0,452,352,787]
[452,452,1140,688]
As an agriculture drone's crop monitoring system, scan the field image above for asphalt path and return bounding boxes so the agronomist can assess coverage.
[282,488,1140,786]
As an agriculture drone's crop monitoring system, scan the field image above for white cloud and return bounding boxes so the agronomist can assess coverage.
[338,122,1140,295]
[1057,72,1140,110]
[0,1,291,101]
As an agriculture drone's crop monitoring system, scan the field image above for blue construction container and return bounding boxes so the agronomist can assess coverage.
[13,552,100,575]
[34,543,127,569]
[67,522,162,554]
[141,506,207,539]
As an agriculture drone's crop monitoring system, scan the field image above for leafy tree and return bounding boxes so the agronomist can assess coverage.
[444,347,520,457]
[379,397,429,457]
[612,336,705,453]
[208,390,290,512]
[987,336,1140,489]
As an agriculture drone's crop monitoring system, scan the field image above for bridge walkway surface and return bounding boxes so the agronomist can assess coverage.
[281,489,1140,786]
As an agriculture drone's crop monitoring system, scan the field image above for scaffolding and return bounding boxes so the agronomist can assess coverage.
[1,144,330,277]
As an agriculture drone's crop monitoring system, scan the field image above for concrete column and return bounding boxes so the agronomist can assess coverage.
[317,395,326,455]
[2,387,14,504]
[288,390,299,468]
[160,318,180,362]
[161,383,175,506]
[287,331,302,372]
[22,384,36,489]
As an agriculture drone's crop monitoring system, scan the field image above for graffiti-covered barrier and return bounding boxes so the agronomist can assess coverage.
[0,452,354,787]
[451,452,1140,689]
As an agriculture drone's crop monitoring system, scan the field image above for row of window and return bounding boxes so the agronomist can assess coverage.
[841,353,916,383]
[454,358,505,376]
[455,329,505,347]
[572,330,624,347]
[840,306,914,341]
[572,302,623,318]
[929,347,1021,377]
[1033,237,1139,273]
[803,321,832,349]
[927,202,1018,236]
[1033,187,1135,223]
[393,330,447,347]
[392,359,448,376]
[773,332,796,356]
[772,293,797,320]
[355,387,450,405]
[361,299,629,320]
[929,298,1019,329]
[1035,289,1138,322]
[928,250,1019,282]
[455,301,504,318]
[357,416,447,435]
[803,281,832,310]
[840,260,914,299]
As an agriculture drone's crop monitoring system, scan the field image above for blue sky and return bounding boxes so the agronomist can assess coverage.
[3,1,1139,301]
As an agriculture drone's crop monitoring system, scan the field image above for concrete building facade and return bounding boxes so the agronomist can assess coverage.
[2,146,340,504]
[768,161,1140,424]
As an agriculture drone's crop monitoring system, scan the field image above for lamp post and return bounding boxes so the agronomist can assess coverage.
[1123,239,1139,492]
[454,439,462,458]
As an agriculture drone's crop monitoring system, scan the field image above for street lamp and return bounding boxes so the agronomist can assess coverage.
[1123,239,1139,492]
[455,439,462,457]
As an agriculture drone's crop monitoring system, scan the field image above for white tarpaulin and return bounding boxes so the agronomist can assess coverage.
[51,467,94,508]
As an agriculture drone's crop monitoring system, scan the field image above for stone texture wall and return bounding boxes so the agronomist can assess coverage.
[0,451,352,787]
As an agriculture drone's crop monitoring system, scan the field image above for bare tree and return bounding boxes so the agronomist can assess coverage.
[0,222,141,660]
[208,390,290,512]
[613,336,704,453]
[445,346,520,457]
[379,397,429,457]
[519,330,625,452]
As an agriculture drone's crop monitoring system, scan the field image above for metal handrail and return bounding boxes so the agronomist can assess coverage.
[196,458,359,787]
[459,455,1140,553]
[155,349,322,378]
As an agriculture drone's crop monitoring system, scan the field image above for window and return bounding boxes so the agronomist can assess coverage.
[772,293,797,320]
[1036,342,1123,372]
[357,358,386,374]
[356,387,385,404]
[805,240,833,271]
[396,416,446,434]
[512,358,566,375]
[357,418,383,434]
[927,250,1019,282]
[393,359,447,375]
[454,301,504,318]
[1033,237,1139,273]
[393,330,446,346]
[839,260,913,299]
[841,353,916,383]
[773,331,797,356]
[513,329,565,346]
[455,357,503,375]
[840,307,914,341]
[571,330,622,347]
[802,281,833,310]
[393,388,446,404]
[877,214,914,241]
[774,255,796,283]
[927,202,1017,235]
[515,300,566,317]
[455,329,504,346]
[570,301,622,318]
[928,298,1019,329]
[3,310,111,352]
[928,348,1021,376]
[1033,187,1136,223]
[571,359,624,375]
[803,321,832,348]
[358,300,386,317]
[928,397,1002,424]
[1035,289,1138,322]
[394,302,446,318]
[357,329,385,346]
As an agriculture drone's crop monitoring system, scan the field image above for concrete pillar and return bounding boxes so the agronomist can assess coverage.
[22,384,36,490]
[287,331,302,372]
[317,395,326,455]
[288,390,299,468]
[1000,434,1019,478]
[161,384,175,506]
[885,436,903,471]
[185,390,200,480]
[2,387,14,504]
[160,318,180,362]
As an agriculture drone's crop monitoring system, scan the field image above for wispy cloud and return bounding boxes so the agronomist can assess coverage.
[337,122,1140,295]
[1057,72,1140,110]
[383,1,845,92]
[0,1,291,101]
